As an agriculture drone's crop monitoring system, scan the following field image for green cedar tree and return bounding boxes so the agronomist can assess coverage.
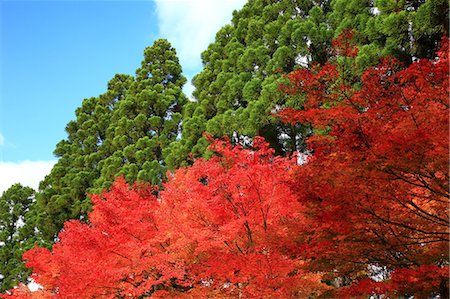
[34,39,185,243]
[0,185,35,291]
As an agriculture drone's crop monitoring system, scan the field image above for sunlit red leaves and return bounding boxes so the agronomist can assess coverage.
[14,179,163,298]
[331,29,359,58]
[156,137,330,297]
[4,138,331,298]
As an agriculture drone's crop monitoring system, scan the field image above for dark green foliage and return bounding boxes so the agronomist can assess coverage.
[94,39,186,190]
[330,0,448,66]
[35,39,186,242]
[0,184,35,291]
[35,74,134,242]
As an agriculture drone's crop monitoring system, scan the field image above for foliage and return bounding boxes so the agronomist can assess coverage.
[2,36,449,296]
[166,0,447,168]
[3,0,448,295]
[35,73,134,244]
[35,39,186,243]
[278,36,449,297]
[164,0,334,165]
[25,179,161,298]
[0,185,35,291]
[5,37,449,296]
[322,0,449,65]
[2,140,331,298]
[0,284,49,299]
[30,0,448,245]
[94,39,187,190]
[155,137,330,297]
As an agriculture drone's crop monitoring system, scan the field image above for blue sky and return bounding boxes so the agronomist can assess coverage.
[0,0,246,193]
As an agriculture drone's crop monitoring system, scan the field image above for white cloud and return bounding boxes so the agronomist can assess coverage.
[155,0,246,75]
[183,81,196,101]
[0,160,56,195]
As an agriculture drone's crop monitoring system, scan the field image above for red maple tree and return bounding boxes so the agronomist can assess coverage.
[154,137,330,297]
[18,179,164,298]
[278,35,449,297]
[2,139,330,298]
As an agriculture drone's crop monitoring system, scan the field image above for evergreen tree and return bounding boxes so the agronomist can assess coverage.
[34,39,185,243]
[0,184,35,291]
[329,0,448,68]
[165,0,447,168]
[163,0,335,167]
[94,39,187,189]
[35,74,133,242]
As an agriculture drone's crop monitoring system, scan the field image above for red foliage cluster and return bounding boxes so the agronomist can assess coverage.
[331,29,359,58]
[279,36,449,297]
[2,36,448,298]
[155,137,330,297]
[24,180,161,298]
[2,139,331,298]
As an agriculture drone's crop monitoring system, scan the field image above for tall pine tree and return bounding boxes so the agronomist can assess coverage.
[34,39,186,243]
[0,184,35,291]
[164,0,333,166]
[94,39,186,189]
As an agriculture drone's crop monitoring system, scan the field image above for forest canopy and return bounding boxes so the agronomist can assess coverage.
[1,0,448,297]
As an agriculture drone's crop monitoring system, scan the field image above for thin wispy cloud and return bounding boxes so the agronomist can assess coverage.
[0,133,5,146]
[0,160,56,194]
[155,0,246,98]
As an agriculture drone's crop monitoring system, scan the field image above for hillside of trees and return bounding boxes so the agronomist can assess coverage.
[1,0,448,297]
